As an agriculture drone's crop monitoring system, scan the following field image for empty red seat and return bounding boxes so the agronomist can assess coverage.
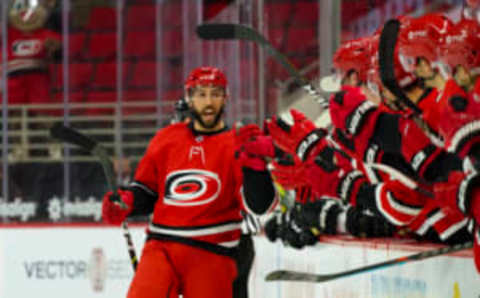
[51,63,94,90]
[129,61,157,88]
[166,65,183,87]
[86,7,117,31]
[87,32,117,60]
[286,28,316,54]
[92,62,128,89]
[124,31,155,59]
[240,59,257,83]
[126,5,155,30]
[68,32,86,60]
[70,63,94,89]
[265,3,293,27]
[293,2,318,26]
[162,29,182,57]
[162,2,182,26]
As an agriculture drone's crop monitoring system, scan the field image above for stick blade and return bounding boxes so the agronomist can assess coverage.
[378,19,422,114]
[50,123,97,151]
[265,270,321,282]
[196,23,236,40]
[378,19,400,92]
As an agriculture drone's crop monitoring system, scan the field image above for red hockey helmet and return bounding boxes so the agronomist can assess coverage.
[333,36,375,83]
[397,13,453,71]
[441,19,480,75]
[366,33,382,90]
[184,66,228,93]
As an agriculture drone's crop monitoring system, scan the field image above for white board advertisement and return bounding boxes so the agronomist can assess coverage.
[0,227,479,297]
[0,226,147,298]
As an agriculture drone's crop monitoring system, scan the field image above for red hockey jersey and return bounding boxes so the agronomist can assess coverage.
[1,26,60,73]
[133,123,254,248]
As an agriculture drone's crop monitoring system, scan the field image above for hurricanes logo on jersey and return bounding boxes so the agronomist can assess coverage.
[12,39,42,57]
[164,169,221,206]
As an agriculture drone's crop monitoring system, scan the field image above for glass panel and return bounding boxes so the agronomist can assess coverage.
[0,0,66,223]
[0,0,466,224]
[61,0,118,223]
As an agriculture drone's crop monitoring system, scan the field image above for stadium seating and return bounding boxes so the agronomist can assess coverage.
[68,32,86,60]
[85,7,117,31]
[126,5,156,30]
[129,61,157,89]
[87,32,117,61]
[124,31,156,59]
[50,1,320,116]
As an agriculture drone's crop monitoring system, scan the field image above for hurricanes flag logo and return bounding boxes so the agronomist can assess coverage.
[164,169,221,206]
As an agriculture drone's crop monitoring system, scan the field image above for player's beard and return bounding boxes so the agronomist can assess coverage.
[191,105,225,129]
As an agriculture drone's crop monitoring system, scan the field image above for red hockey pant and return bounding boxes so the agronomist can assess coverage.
[127,240,238,298]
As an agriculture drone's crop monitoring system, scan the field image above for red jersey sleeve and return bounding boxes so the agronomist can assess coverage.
[133,131,163,194]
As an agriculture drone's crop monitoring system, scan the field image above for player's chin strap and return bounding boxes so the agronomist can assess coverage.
[50,123,138,271]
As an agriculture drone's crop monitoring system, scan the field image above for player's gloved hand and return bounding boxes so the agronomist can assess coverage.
[236,148,268,171]
[242,135,276,158]
[264,209,317,249]
[435,171,480,223]
[234,123,263,148]
[235,123,276,171]
[281,207,318,249]
[266,109,327,161]
[270,150,342,199]
[270,154,308,189]
[345,206,396,238]
[102,189,134,225]
[299,198,345,234]
[264,212,282,242]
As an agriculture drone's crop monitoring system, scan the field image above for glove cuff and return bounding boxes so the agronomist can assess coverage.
[295,129,326,161]
[457,173,480,215]
[308,198,343,234]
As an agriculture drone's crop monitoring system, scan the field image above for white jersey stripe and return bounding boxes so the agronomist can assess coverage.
[415,210,445,236]
[148,222,241,237]
[439,218,469,241]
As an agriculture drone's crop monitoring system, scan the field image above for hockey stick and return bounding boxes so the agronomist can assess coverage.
[50,123,138,271]
[378,19,421,115]
[196,23,329,109]
[379,19,444,147]
[265,241,472,282]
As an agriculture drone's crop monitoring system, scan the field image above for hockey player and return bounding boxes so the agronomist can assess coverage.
[379,15,480,270]
[441,18,480,93]
[265,108,470,245]
[263,21,473,245]
[1,0,60,105]
[101,66,275,298]
[329,17,467,185]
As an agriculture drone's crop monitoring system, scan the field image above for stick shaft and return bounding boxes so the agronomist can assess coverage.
[197,23,329,108]
[266,241,472,282]
[50,124,138,271]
